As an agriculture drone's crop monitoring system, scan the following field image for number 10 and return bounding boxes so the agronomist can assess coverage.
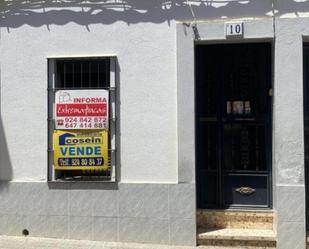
[230,24,241,34]
[226,23,243,37]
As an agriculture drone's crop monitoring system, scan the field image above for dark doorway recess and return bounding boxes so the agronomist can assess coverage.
[304,44,309,228]
[195,43,272,209]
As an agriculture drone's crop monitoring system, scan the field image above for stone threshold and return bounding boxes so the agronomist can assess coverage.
[197,209,275,230]
[197,209,274,216]
[197,228,276,248]
[198,228,276,241]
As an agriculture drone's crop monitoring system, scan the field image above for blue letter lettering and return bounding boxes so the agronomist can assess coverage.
[86,147,93,155]
[69,147,76,156]
[60,147,68,156]
[94,146,101,155]
[77,147,84,156]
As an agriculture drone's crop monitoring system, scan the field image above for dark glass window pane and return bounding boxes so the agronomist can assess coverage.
[56,61,65,88]
[82,61,90,87]
[223,124,266,171]
[98,60,110,88]
[74,62,82,87]
[65,62,74,88]
[222,44,270,118]
[195,46,218,117]
[90,61,99,88]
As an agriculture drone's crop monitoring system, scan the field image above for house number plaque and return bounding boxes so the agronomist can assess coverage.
[225,22,244,37]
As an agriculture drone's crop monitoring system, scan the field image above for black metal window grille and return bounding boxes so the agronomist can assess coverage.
[48,57,117,182]
[56,59,110,89]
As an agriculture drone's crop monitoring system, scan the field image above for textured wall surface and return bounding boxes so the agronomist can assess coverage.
[0,0,275,183]
[273,17,307,249]
[1,0,309,247]
[0,182,196,246]
[0,21,178,183]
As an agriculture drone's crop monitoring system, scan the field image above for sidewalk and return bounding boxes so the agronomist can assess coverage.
[0,236,249,249]
[0,236,189,249]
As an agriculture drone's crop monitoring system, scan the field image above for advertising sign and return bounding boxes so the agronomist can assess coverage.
[55,90,109,130]
[53,130,109,170]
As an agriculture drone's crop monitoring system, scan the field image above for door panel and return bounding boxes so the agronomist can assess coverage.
[198,172,218,207]
[196,43,272,209]
[224,174,269,207]
[222,123,267,172]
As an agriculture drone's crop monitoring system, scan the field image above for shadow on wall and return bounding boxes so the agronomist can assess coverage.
[0,0,275,29]
[0,118,12,181]
[275,0,309,16]
[1,1,309,29]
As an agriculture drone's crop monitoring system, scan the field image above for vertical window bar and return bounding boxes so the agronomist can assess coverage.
[48,59,56,181]
[81,62,83,88]
[105,59,108,87]
[97,62,100,87]
[89,62,91,88]
[110,58,114,88]
[110,57,116,181]
[64,62,66,88]
[255,126,260,171]
[231,126,235,171]
[207,125,211,170]
[72,62,75,88]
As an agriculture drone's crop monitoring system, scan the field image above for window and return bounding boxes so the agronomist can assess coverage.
[48,56,117,182]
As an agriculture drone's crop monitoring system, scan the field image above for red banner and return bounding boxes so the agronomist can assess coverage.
[56,104,107,117]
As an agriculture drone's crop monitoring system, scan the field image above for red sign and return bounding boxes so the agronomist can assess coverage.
[55,90,109,130]
[56,104,107,117]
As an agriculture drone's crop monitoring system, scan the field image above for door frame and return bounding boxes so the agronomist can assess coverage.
[194,42,274,209]
[302,41,309,228]
[176,21,275,215]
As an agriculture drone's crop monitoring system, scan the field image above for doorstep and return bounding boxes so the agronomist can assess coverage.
[197,228,276,248]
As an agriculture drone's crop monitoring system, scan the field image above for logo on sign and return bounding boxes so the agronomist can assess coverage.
[59,133,103,146]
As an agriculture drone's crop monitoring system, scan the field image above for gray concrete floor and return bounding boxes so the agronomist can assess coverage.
[0,236,260,249]
[0,236,190,249]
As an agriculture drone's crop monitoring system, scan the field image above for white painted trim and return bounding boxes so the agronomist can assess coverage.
[46,54,117,59]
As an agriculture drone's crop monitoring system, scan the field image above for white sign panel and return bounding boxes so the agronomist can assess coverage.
[55,90,109,130]
[225,22,244,37]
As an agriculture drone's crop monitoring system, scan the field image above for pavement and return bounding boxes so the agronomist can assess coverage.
[0,236,191,249]
[0,236,252,249]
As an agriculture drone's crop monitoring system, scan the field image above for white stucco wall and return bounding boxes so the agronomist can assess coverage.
[0,0,303,184]
[0,21,178,182]
[0,0,274,183]
[1,0,309,247]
